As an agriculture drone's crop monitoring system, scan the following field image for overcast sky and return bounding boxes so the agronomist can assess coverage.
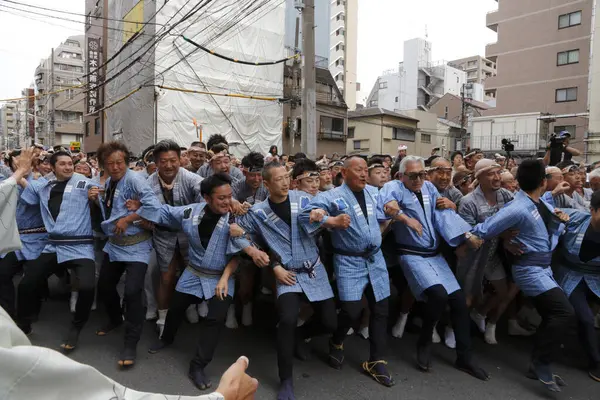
[0,0,498,101]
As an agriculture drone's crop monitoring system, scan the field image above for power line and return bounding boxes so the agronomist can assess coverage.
[0,0,164,25]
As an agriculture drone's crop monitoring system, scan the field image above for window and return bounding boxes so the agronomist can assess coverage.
[94,117,100,135]
[554,125,576,138]
[379,81,388,89]
[393,127,416,141]
[444,106,449,119]
[336,28,345,36]
[336,44,345,51]
[336,14,345,21]
[556,87,578,102]
[85,121,90,137]
[353,140,362,150]
[395,96,399,102]
[57,64,83,72]
[557,49,579,65]
[559,10,582,29]
[347,127,355,138]
[421,133,431,144]
[65,89,74,100]
[65,40,81,47]
[335,59,344,67]
[369,99,378,107]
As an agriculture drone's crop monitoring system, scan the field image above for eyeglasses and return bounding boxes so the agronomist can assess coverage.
[405,171,428,181]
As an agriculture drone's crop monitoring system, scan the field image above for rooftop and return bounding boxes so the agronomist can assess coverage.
[348,107,420,121]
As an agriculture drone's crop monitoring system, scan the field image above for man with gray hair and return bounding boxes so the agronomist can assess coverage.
[378,155,490,381]
[542,166,577,209]
[589,168,600,193]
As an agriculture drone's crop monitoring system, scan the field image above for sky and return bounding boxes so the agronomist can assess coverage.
[0,0,498,102]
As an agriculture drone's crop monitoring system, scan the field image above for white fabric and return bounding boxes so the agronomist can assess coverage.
[0,305,224,399]
[0,177,22,254]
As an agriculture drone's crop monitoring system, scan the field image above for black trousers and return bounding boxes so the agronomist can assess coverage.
[97,258,148,347]
[332,283,389,361]
[531,287,575,366]
[17,252,95,330]
[161,291,232,370]
[420,285,471,361]
[0,252,23,319]
[277,292,337,381]
[568,281,599,367]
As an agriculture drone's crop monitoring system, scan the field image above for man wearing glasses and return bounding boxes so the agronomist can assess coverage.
[378,156,489,382]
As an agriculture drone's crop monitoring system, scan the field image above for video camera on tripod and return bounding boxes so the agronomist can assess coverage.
[501,138,515,152]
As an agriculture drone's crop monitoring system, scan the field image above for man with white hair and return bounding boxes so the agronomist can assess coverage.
[501,171,518,193]
[378,155,490,381]
[590,168,600,193]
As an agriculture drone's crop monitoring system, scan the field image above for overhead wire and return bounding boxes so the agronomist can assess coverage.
[0,0,165,25]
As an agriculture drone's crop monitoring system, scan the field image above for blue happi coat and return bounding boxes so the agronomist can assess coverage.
[554,209,600,298]
[1,175,48,261]
[378,180,471,300]
[99,169,162,264]
[299,184,389,302]
[230,190,334,302]
[20,173,94,263]
[471,190,565,297]
[159,202,234,300]
[148,168,203,269]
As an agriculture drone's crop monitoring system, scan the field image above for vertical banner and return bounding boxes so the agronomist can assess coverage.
[87,37,101,115]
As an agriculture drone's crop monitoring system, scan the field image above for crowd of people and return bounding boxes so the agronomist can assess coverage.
[0,134,599,399]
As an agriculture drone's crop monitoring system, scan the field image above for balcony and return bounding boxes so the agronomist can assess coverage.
[318,130,345,141]
[486,9,499,32]
[471,133,540,152]
[485,41,500,58]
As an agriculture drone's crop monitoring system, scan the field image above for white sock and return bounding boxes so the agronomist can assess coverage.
[484,322,497,345]
[391,312,409,339]
[157,309,168,322]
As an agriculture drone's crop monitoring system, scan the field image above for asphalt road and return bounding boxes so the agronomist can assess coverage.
[30,297,598,400]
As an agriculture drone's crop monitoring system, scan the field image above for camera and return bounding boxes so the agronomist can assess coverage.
[549,130,570,149]
[501,138,515,152]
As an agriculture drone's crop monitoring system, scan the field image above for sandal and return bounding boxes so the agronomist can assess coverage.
[96,321,122,336]
[361,360,395,387]
[60,327,80,353]
[117,346,136,368]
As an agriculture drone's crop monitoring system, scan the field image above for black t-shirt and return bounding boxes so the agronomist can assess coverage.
[414,191,425,211]
[269,196,291,226]
[49,180,69,221]
[198,207,222,248]
[103,180,119,220]
[579,224,600,262]
[549,146,573,166]
[352,190,368,224]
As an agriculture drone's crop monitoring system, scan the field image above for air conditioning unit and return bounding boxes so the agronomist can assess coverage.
[294,0,304,10]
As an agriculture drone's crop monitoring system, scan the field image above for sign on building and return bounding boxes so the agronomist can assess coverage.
[87,37,101,115]
[70,141,81,152]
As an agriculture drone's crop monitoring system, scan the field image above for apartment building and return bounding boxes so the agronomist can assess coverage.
[450,55,497,85]
[0,101,19,150]
[366,38,466,113]
[34,35,86,147]
[484,0,592,154]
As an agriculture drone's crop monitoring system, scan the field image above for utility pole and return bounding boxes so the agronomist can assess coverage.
[301,0,316,159]
[49,47,55,146]
[460,83,466,150]
[289,15,301,155]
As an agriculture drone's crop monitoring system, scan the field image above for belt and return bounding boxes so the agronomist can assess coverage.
[154,224,178,233]
[333,245,380,260]
[559,253,600,276]
[186,265,224,278]
[48,234,94,245]
[19,227,47,234]
[108,231,152,246]
[395,244,440,258]
[513,251,553,267]
[287,256,320,279]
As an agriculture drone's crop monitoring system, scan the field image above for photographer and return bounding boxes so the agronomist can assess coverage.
[543,130,581,166]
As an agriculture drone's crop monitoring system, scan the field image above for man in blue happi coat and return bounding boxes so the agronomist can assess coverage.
[15,151,96,352]
[554,193,600,382]
[230,160,336,400]
[148,173,239,391]
[299,156,394,388]
[378,155,489,381]
[0,149,48,320]
[89,141,162,368]
[470,159,575,392]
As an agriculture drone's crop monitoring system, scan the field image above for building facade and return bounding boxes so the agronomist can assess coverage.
[0,101,19,150]
[450,55,497,86]
[282,65,348,156]
[429,92,490,130]
[484,0,592,154]
[34,35,86,148]
[366,38,467,113]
